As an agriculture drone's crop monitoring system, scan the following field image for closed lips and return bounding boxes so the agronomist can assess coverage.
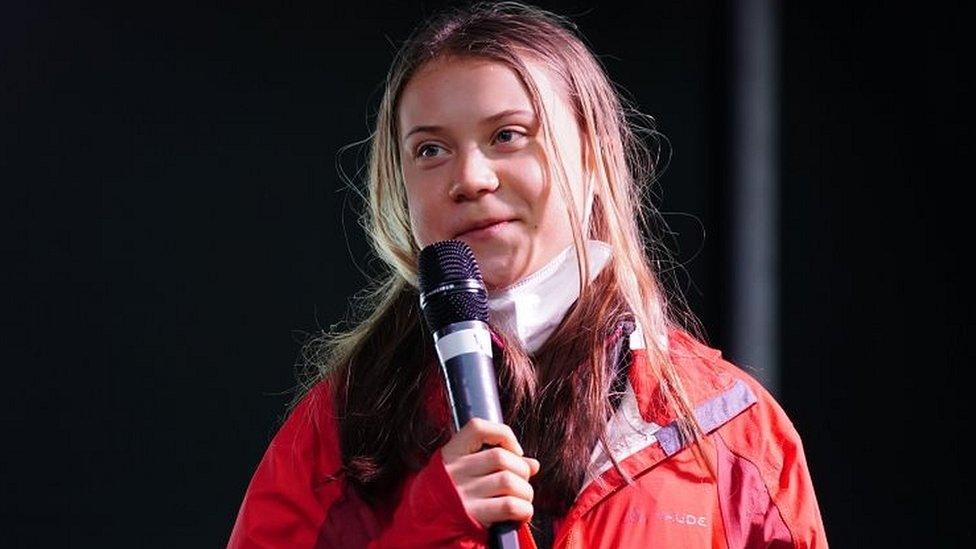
[455,219,514,237]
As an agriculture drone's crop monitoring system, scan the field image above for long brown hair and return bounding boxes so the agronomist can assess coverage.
[302,1,706,514]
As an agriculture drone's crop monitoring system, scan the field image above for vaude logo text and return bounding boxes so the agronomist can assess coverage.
[622,508,708,528]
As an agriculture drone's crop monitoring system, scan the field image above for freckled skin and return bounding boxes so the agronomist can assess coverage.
[398,56,589,290]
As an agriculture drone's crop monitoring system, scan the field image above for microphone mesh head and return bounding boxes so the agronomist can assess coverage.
[418,240,489,331]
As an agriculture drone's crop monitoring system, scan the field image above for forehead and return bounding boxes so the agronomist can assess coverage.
[397,56,562,135]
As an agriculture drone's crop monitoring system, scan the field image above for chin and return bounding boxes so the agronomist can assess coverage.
[461,239,530,291]
[476,258,523,291]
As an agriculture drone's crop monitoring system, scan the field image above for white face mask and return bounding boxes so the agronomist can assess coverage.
[487,239,613,354]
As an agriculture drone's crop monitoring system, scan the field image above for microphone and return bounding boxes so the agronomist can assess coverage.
[418,240,520,549]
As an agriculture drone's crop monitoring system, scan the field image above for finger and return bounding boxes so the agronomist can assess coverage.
[468,496,534,527]
[446,418,523,458]
[525,457,541,477]
[463,418,523,455]
[453,447,532,479]
[460,470,534,501]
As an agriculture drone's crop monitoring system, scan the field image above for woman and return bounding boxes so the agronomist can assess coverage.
[229,2,827,547]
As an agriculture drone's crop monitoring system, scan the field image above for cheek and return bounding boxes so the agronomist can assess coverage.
[522,169,577,250]
[405,186,445,248]
[506,152,550,219]
[527,169,571,232]
[540,200,575,243]
[405,197,431,247]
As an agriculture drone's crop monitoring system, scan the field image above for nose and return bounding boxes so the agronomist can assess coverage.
[448,146,499,201]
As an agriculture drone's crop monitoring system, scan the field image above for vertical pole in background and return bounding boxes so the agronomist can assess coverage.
[730,0,780,395]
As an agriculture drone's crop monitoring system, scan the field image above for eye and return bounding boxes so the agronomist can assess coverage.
[415,143,444,159]
[494,128,526,145]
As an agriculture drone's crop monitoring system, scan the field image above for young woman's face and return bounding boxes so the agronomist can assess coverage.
[398,56,589,290]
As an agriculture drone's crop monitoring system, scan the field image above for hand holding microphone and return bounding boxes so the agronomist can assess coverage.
[441,419,540,529]
[419,240,538,549]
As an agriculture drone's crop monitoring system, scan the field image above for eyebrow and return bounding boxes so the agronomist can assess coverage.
[403,109,535,141]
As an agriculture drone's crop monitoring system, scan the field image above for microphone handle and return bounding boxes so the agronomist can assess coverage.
[442,347,520,548]
[442,349,503,427]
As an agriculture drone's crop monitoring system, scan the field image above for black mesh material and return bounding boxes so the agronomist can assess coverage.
[418,240,483,289]
[418,240,489,331]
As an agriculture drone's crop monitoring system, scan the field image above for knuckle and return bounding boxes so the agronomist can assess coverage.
[501,497,520,515]
[489,447,508,465]
[498,497,532,520]
[497,472,516,491]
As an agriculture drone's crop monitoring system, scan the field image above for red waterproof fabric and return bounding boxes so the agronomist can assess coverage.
[228,330,827,548]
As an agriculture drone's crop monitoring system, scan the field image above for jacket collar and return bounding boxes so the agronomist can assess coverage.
[487,240,613,354]
[630,328,740,426]
[562,328,759,540]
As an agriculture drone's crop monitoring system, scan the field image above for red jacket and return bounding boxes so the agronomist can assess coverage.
[228,329,827,548]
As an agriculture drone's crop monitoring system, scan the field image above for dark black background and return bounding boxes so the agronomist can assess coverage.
[2,1,967,546]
